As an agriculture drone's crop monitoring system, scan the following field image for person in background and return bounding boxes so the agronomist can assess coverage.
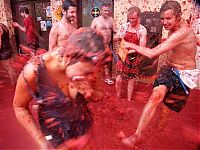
[91,2,117,85]
[49,0,77,51]
[13,6,38,55]
[114,6,147,101]
[0,23,16,86]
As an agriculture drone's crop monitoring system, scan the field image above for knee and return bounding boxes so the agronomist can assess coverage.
[116,75,122,82]
[150,88,164,105]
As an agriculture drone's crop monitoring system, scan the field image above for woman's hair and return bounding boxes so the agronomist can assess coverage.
[160,1,181,17]
[62,27,107,65]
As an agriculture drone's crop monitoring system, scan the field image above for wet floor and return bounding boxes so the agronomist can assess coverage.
[0,54,199,149]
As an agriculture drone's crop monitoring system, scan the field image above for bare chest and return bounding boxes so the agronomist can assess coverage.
[96,20,112,31]
[57,25,76,40]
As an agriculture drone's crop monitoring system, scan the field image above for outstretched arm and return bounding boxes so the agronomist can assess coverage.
[13,63,50,149]
[114,24,126,42]
[49,23,58,51]
[126,26,190,58]
[13,22,26,32]
[91,18,97,29]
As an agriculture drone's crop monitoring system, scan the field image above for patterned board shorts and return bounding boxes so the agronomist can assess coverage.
[153,66,190,112]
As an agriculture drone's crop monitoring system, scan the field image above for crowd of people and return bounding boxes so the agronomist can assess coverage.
[0,0,199,149]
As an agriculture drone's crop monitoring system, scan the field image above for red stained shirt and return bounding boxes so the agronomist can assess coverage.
[23,15,37,44]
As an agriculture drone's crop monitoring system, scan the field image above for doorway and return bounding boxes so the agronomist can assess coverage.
[11,0,51,50]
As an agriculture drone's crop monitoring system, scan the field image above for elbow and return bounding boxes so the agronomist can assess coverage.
[147,48,159,59]
[13,101,27,114]
[148,53,156,59]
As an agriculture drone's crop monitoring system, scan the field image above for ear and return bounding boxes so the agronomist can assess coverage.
[62,9,66,15]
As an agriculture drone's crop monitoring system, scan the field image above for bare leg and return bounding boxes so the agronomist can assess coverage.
[127,78,135,101]
[116,75,122,99]
[157,104,171,132]
[122,85,168,147]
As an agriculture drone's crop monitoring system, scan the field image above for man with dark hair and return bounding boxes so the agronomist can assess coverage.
[13,6,38,54]
[121,1,199,147]
[49,0,77,51]
[91,2,117,85]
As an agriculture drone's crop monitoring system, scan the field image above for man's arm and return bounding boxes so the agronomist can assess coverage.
[13,22,26,32]
[126,26,190,58]
[112,18,117,34]
[91,18,97,29]
[113,23,126,42]
[49,23,58,51]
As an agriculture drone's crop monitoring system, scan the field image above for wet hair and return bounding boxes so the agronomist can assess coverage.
[62,27,108,65]
[62,0,76,11]
[101,2,111,8]
[127,6,141,17]
[19,6,29,14]
[160,1,181,17]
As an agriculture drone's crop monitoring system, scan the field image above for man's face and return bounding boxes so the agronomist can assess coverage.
[128,12,139,27]
[160,9,179,30]
[101,6,110,18]
[20,12,25,18]
[65,6,77,23]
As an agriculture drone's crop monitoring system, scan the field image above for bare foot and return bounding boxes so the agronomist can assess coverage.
[127,98,131,102]
[122,134,140,148]
[117,131,125,139]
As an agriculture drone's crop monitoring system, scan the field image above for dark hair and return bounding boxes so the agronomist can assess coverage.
[160,1,181,17]
[62,0,76,11]
[194,0,200,6]
[101,2,111,8]
[19,6,29,14]
[127,6,141,17]
[63,27,107,65]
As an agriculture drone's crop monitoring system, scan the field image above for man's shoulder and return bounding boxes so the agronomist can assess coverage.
[92,17,99,22]
[171,23,192,37]
[136,24,147,35]
[139,24,147,31]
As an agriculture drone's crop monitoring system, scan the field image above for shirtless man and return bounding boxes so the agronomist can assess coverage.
[91,2,116,84]
[121,1,199,147]
[49,0,77,51]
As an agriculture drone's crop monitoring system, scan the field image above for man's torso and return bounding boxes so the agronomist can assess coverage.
[57,22,76,47]
[93,16,113,44]
[167,28,197,70]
